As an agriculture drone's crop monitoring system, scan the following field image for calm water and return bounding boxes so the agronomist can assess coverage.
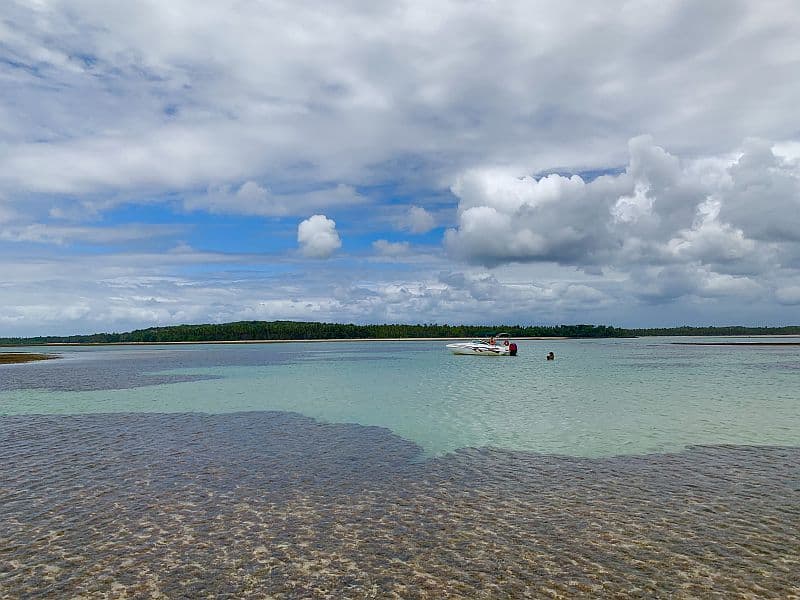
[2,337,799,457]
[1,338,799,597]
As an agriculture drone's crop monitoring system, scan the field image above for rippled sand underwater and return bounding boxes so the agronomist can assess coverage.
[1,412,798,599]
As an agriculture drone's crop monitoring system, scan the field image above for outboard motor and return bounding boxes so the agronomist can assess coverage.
[509,343,517,356]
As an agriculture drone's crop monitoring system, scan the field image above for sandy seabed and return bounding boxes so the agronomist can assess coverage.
[1,412,798,599]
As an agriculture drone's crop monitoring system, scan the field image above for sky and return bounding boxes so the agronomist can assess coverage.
[1,0,800,336]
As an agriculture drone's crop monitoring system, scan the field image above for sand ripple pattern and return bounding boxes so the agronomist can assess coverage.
[1,412,798,599]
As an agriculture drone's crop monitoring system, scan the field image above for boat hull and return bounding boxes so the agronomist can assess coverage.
[446,343,511,356]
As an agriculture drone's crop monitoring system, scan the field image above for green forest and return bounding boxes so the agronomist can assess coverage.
[2,321,799,345]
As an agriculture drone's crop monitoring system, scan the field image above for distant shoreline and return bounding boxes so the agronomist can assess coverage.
[28,336,570,347]
[3,333,800,349]
[3,320,799,346]
[672,341,800,346]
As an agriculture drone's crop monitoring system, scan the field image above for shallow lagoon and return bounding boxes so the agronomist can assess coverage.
[1,338,798,597]
[2,337,799,457]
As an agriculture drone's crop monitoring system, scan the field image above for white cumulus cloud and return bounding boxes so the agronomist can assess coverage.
[297,215,341,259]
[401,206,436,234]
[445,135,800,304]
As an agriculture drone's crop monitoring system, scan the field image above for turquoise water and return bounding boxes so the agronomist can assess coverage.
[2,337,798,457]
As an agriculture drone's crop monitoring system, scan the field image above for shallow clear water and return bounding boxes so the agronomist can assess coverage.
[2,337,798,457]
[1,338,799,597]
[2,413,799,598]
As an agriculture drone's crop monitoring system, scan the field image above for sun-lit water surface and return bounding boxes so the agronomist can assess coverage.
[2,337,798,457]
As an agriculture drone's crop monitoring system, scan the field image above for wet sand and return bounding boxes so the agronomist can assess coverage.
[1,412,797,598]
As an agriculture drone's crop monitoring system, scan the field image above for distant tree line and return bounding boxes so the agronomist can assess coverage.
[1,321,798,345]
[0,321,625,344]
[627,325,800,337]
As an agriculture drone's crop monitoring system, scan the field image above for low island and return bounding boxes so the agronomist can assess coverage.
[1,320,799,346]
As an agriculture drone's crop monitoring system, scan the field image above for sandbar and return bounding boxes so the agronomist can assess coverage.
[0,353,57,364]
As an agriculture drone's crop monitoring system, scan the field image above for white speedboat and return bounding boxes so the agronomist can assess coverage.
[446,333,518,356]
